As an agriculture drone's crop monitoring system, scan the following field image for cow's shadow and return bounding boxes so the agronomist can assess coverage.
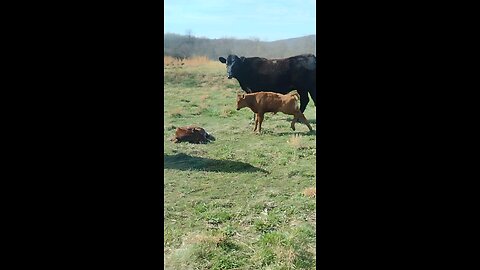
[275,129,317,136]
[164,153,269,174]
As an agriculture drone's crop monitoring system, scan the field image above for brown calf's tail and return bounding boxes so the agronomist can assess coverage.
[288,91,300,111]
[288,91,300,102]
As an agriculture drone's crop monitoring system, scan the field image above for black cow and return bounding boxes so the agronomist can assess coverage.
[218,54,316,113]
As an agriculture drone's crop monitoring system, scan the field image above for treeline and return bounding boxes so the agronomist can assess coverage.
[164,33,316,60]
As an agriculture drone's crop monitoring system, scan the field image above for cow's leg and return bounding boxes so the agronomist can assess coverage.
[299,92,310,113]
[298,113,313,131]
[308,87,317,107]
[257,113,264,133]
[254,113,259,131]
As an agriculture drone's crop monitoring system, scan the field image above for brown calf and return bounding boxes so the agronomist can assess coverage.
[236,91,313,133]
[170,125,215,143]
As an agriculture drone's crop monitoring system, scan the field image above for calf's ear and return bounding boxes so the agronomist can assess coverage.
[219,57,226,63]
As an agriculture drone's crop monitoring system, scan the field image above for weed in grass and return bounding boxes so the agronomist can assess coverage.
[293,251,316,269]
[288,170,301,177]
[254,213,282,234]
[210,252,244,270]
[302,201,316,212]
[259,248,276,266]
[193,202,209,214]
[205,211,232,226]
[254,219,276,234]
[202,108,221,117]
[221,224,238,237]
[220,105,236,117]
[260,231,287,247]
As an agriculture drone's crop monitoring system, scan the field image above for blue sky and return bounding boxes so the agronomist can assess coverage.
[164,0,316,41]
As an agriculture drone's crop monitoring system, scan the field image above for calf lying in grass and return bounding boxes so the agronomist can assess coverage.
[236,91,313,133]
[170,125,215,143]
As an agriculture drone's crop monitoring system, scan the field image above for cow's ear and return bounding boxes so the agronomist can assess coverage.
[219,57,226,63]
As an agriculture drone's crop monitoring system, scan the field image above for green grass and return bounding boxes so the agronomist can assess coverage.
[164,60,316,269]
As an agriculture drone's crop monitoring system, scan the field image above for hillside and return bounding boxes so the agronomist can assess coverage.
[164,33,316,59]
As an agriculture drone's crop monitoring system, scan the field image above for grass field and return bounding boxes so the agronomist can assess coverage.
[164,56,317,269]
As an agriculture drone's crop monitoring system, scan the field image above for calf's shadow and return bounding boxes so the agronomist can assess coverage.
[164,153,269,174]
[285,117,316,124]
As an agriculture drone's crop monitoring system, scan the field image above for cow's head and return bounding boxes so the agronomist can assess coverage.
[219,55,245,79]
[236,93,247,110]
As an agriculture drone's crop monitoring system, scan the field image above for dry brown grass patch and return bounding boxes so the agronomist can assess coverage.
[199,94,209,102]
[303,187,316,197]
[189,234,225,245]
[169,107,184,117]
[164,56,178,66]
[288,134,305,149]
[182,56,210,66]
[275,247,296,265]
[164,56,212,67]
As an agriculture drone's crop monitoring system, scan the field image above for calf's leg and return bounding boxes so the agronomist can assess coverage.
[308,85,316,107]
[254,113,259,131]
[298,113,313,131]
[291,116,298,131]
[257,113,264,133]
[310,91,317,107]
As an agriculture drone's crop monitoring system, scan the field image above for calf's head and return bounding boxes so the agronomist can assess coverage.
[236,93,247,110]
[219,55,245,79]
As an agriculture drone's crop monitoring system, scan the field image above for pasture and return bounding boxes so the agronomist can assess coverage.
[164,56,317,269]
